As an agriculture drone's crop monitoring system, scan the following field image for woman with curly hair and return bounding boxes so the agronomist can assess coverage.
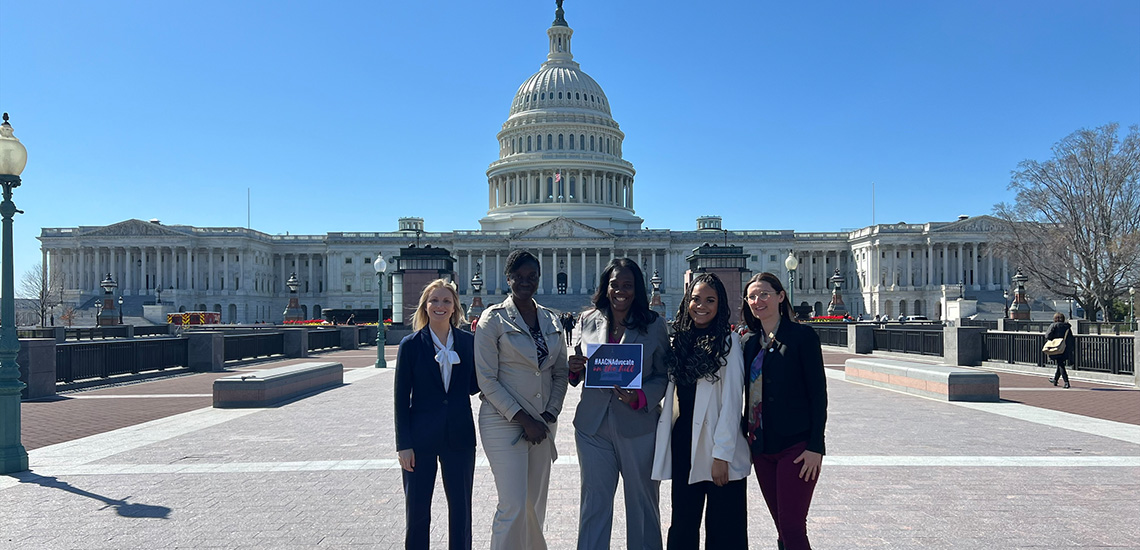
[651,272,751,549]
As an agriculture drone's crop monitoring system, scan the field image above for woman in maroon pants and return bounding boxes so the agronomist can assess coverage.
[740,272,828,550]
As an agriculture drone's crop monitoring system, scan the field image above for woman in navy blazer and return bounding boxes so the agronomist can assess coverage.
[394,279,479,550]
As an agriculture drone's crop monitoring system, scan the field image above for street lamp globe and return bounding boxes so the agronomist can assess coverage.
[650,270,662,294]
[784,251,799,272]
[0,114,28,178]
[373,253,387,275]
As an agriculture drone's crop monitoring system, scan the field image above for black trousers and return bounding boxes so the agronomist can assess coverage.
[402,446,475,550]
[1052,357,1070,384]
[666,450,748,549]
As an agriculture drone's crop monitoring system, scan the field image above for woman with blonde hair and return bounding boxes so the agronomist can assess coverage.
[394,278,479,550]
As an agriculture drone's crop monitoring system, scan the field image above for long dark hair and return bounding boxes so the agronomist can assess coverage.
[668,272,732,385]
[589,258,658,333]
[740,272,796,335]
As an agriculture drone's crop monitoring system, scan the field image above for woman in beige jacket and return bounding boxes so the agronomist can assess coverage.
[474,249,569,550]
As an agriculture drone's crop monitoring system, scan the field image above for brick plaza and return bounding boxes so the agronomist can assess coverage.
[3,346,1139,549]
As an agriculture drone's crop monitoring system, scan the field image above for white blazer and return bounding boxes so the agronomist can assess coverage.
[651,331,751,484]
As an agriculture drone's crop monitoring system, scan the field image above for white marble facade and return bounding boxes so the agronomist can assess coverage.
[37,6,1013,324]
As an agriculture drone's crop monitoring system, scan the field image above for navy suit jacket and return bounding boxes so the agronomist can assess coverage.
[741,321,828,456]
[394,327,479,454]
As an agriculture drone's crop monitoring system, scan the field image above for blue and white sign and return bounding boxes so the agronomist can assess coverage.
[584,343,643,389]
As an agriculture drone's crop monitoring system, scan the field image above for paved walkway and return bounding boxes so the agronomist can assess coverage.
[3,346,1139,548]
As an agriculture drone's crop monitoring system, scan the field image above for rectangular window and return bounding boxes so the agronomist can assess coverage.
[346,284,352,292]
[345,257,353,264]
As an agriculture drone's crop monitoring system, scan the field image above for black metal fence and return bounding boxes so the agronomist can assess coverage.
[308,329,341,352]
[961,319,998,330]
[222,333,285,362]
[873,328,944,356]
[134,325,171,337]
[56,338,189,383]
[1003,320,1055,333]
[811,325,848,347]
[982,332,1134,375]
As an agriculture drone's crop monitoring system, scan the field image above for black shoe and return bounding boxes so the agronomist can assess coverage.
[1050,378,1058,386]
[1064,382,1071,389]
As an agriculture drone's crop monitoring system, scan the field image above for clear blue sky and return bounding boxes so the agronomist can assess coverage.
[1,0,1138,289]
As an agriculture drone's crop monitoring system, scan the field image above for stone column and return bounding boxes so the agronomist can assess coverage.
[186,248,192,290]
[308,253,314,295]
[580,249,588,294]
[942,244,949,286]
[972,243,980,289]
[595,249,601,285]
[956,243,964,285]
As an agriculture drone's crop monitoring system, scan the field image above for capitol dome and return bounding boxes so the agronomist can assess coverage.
[480,3,643,233]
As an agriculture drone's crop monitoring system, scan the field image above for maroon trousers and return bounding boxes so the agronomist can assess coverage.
[752,441,818,550]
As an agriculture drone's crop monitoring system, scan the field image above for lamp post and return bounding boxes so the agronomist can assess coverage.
[0,113,29,472]
[156,286,162,305]
[1129,286,1135,329]
[1003,290,1010,319]
[282,273,302,322]
[784,251,799,319]
[649,269,666,317]
[469,264,484,320]
[98,273,118,327]
[373,254,388,368]
[118,295,124,325]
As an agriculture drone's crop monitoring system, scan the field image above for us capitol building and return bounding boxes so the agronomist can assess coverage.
[38,3,1014,324]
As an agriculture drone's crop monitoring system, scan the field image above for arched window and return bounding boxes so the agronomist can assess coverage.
[541,92,545,100]
[579,134,585,150]
[607,138,611,154]
[558,134,564,149]
[546,177,554,201]
[569,177,576,199]
[527,135,533,152]
[558,177,564,199]
[537,134,542,151]
[558,91,563,99]
[590,135,595,151]
[569,134,575,150]
[575,92,580,100]
[547,134,553,150]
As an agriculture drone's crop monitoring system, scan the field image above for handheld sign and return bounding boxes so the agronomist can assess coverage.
[583,343,643,389]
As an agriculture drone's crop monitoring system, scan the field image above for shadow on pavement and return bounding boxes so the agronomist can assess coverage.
[15,472,172,519]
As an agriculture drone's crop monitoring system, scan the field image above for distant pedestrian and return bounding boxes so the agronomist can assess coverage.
[1045,312,1075,389]
[394,279,478,550]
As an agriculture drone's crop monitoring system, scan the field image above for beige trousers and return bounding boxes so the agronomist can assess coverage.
[479,403,556,550]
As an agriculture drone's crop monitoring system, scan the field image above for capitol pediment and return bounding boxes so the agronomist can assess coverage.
[512,217,614,240]
[933,215,1004,234]
[81,219,190,238]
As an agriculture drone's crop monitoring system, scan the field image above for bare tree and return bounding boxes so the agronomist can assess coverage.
[20,261,64,327]
[993,123,1140,321]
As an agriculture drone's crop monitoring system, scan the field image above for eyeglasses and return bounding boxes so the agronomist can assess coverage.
[747,290,779,302]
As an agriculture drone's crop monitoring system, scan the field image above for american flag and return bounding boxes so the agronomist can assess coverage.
[554,171,562,183]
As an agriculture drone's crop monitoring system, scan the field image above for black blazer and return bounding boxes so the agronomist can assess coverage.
[741,321,828,456]
[394,327,479,454]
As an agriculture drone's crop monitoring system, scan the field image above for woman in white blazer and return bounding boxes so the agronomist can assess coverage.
[651,272,750,549]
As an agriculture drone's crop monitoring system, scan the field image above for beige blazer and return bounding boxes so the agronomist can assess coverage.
[651,331,751,484]
[570,310,670,438]
[475,296,570,430]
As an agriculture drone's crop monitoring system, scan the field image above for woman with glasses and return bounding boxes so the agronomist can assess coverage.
[651,272,751,549]
[740,272,828,550]
[567,258,670,550]
[474,249,569,550]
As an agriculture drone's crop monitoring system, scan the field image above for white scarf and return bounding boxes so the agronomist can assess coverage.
[430,328,459,392]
